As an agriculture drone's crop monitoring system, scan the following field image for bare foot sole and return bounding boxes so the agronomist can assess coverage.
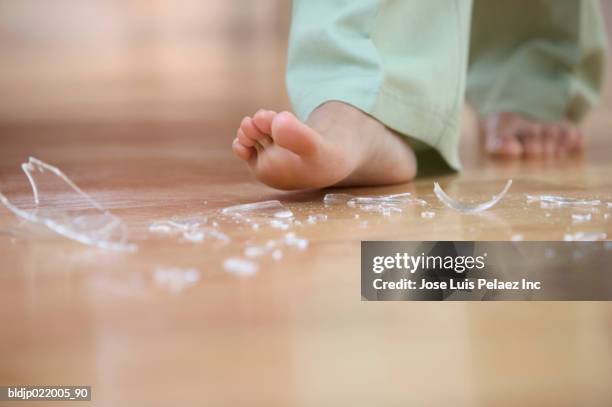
[232,102,417,190]
[479,112,583,158]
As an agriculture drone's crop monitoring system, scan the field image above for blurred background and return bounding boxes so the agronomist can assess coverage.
[1,0,612,138]
[0,0,291,124]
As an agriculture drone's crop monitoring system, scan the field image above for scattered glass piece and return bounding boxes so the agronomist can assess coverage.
[571,213,592,223]
[563,232,607,241]
[323,193,353,205]
[270,219,291,230]
[223,257,259,276]
[421,211,436,219]
[526,195,601,208]
[272,249,283,261]
[0,157,136,252]
[154,266,200,293]
[221,200,293,219]
[325,192,425,217]
[244,233,308,258]
[348,193,427,208]
[149,219,229,244]
[511,234,524,241]
[284,232,309,250]
[433,180,512,213]
[307,214,328,224]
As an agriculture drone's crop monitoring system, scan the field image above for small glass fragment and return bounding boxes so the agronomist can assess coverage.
[0,157,136,252]
[347,192,426,206]
[307,214,328,224]
[284,232,309,250]
[323,193,353,205]
[526,195,601,208]
[244,233,308,258]
[421,211,436,219]
[270,219,291,230]
[221,200,293,219]
[571,213,592,223]
[154,266,200,293]
[223,257,259,276]
[272,249,283,261]
[148,219,229,244]
[563,232,607,241]
[433,180,512,213]
[511,234,524,241]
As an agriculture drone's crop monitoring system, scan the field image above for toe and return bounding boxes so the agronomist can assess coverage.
[481,115,522,158]
[271,111,321,156]
[232,137,254,161]
[542,126,560,156]
[252,109,277,134]
[240,117,267,144]
[562,125,583,153]
[520,124,543,157]
[237,128,255,147]
[495,135,523,158]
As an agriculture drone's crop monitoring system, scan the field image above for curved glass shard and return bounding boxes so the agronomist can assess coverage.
[434,180,512,214]
[0,157,136,252]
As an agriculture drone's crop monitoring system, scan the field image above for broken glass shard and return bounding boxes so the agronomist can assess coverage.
[153,266,200,293]
[0,157,136,252]
[323,193,354,205]
[244,233,309,258]
[571,213,592,223]
[434,180,512,213]
[421,211,436,219]
[223,257,259,276]
[272,249,283,260]
[284,232,309,250]
[526,195,601,208]
[221,200,293,219]
[347,192,426,206]
[148,218,229,244]
[307,214,328,224]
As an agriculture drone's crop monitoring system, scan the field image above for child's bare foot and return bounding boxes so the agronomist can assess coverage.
[232,102,416,190]
[479,112,583,158]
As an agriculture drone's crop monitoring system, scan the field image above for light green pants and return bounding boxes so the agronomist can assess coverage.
[286,0,607,171]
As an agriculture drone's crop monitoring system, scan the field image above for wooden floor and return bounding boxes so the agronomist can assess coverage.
[1,2,612,406]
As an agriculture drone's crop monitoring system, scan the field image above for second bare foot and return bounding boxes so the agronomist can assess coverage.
[479,112,583,158]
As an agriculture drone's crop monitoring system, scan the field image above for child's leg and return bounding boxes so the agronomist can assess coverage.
[232,0,473,190]
[467,0,607,157]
